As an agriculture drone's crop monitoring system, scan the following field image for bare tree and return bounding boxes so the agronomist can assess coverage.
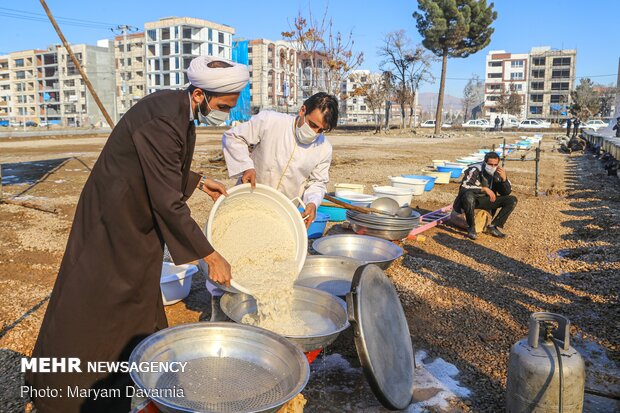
[350,73,389,133]
[379,31,434,129]
[462,74,483,121]
[570,78,600,120]
[282,6,363,100]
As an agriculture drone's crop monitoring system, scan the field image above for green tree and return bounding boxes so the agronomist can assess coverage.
[414,0,497,134]
[570,78,600,120]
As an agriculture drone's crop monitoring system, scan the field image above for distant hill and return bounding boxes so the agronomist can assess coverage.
[418,92,463,111]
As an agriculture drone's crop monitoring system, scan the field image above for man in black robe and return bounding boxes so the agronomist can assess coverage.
[25,56,249,413]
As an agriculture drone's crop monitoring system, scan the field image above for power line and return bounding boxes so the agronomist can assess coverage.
[0,6,119,27]
[0,8,120,30]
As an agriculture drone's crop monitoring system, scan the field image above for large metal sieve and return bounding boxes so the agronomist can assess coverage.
[129,323,309,413]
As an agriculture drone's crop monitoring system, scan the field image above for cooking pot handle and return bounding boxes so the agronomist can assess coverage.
[290,196,306,210]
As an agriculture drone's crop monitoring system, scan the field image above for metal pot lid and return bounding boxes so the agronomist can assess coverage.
[346,264,414,410]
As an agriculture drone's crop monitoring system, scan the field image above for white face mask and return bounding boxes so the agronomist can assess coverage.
[198,97,229,126]
[295,115,319,144]
[485,164,498,175]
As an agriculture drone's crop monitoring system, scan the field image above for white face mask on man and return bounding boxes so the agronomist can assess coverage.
[484,164,498,175]
[198,96,229,126]
[295,114,320,145]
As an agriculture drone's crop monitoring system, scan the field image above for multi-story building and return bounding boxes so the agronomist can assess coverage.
[483,50,529,119]
[483,46,577,122]
[144,17,235,94]
[114,32,147,117]
[526,46,576,121]
[0,44,116,127]
[247,39,298,113]
[0,55,12,122]
[340,70,386,123]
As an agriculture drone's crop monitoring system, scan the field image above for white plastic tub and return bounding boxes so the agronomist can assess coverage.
[334,191,377,207]
[388,176,426,196]
[372,185,414,207]
[334,183,365,194]
[161,262,198,305]
[432,159,449,168]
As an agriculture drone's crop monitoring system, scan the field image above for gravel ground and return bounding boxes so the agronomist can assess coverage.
[0,129,618,412]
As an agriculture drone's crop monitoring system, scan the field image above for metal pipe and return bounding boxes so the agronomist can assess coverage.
[535,141,541,196]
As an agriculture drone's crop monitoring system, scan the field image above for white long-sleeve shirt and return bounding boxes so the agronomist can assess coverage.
[222,110,332,208]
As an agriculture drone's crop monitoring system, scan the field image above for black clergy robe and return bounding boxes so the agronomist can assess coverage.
[26,89,214,413]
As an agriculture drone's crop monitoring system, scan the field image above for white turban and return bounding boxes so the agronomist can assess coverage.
[186,56,249,93]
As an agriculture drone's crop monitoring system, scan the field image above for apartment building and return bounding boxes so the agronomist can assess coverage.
[247,39,298,112]
[144,17,235,94]
[340,70,386,123]
[526,47,577,120]
[483,50,529,119]
[114,32,147,117]
[0,44,115,127]
[483,46,577,121]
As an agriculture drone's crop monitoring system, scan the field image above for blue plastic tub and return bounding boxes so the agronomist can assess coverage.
[317,197,349,222]
[437,165,463,178]
[298,207,329,238]
[401,174,436,191]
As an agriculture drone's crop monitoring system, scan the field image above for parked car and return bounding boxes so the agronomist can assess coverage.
[25,120,38,127]
[518,119,550,129]
[582,119,609,131]
[461,119,490,129]
[0,120,9,127]
[38,121,50,127]
[420,120,452,128]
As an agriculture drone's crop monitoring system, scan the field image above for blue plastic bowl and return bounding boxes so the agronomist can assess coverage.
[317,197,349,222]
[437,165,463,178]
[401,174,436,191]
[297,207,329,238]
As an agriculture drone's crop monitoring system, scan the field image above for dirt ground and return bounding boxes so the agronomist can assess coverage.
[0,128,618,412]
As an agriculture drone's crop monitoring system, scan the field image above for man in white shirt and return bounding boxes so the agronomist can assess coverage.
[222,92,338,226]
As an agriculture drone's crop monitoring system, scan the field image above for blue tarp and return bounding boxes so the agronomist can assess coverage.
[228,40,251,124]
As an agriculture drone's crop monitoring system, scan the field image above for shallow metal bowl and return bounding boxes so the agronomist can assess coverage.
[295,255,362,296]
[129,322,309,413]
[312,234,404,269]
[221,286,349,352]
[346,210,421,227]
[348,220,413,241]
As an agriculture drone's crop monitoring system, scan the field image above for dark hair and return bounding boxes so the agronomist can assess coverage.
[484,152,500,163]
[187,84,229,100]
[303,92,339,132]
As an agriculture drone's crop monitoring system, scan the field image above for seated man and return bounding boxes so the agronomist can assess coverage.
[452,152,517,240]
[222,92,338,225]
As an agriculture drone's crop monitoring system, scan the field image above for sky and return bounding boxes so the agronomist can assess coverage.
[1,0,619,98]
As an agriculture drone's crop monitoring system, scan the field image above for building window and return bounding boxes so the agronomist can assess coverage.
[208,44,213,55]
[488,73,501,79]
[551,69,570,79]
[488,84,502,91]
[218,46,224,57]
[550,94,565,103]
[529,106,542,114]
[14,58,24,67]
[531,69,544,78]
[513,84,523,91]
[208,29,213,41]
[551,82,569,91]
[248,46,253,53]
[360,105,366,111]
[147,29,156,41]
[531,81,544,90]
[218,32,225,44]
[552,57,571,66]
[530,94,543,103]
[510,72,523,80]
[486,95,499,101]
[532,57,545,66]
[488,61,502,67]
[511,60,524,68]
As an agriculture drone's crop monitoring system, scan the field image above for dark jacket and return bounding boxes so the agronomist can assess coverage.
[27,90,213,413]
[453,162,512,213]
[614,121,620,137]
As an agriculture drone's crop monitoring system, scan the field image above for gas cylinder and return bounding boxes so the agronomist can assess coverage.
[506,312,585,413]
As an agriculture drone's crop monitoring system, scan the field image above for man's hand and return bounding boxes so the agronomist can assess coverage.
[200,178,228,201]
[301,203,316,229]
[497,166,507,182]
[483,187,497,202]
[203,251,232,288]
[241,168,256,188]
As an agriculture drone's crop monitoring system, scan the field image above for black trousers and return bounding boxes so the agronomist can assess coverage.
[461,191,518,229]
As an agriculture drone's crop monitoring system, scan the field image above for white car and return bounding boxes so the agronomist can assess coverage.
[420,120,452,128]
[518,119,550,129]
[461,119,490,129]
[582,120,609,131]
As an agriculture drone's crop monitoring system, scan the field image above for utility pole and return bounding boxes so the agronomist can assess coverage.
[39,0,115,128]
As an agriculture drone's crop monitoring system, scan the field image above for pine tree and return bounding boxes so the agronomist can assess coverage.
[414,0,497,134]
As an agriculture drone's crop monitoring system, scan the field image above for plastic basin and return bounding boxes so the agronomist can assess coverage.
[160,263,198,305]
[437,165,463,179]
[401,174,435,191]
